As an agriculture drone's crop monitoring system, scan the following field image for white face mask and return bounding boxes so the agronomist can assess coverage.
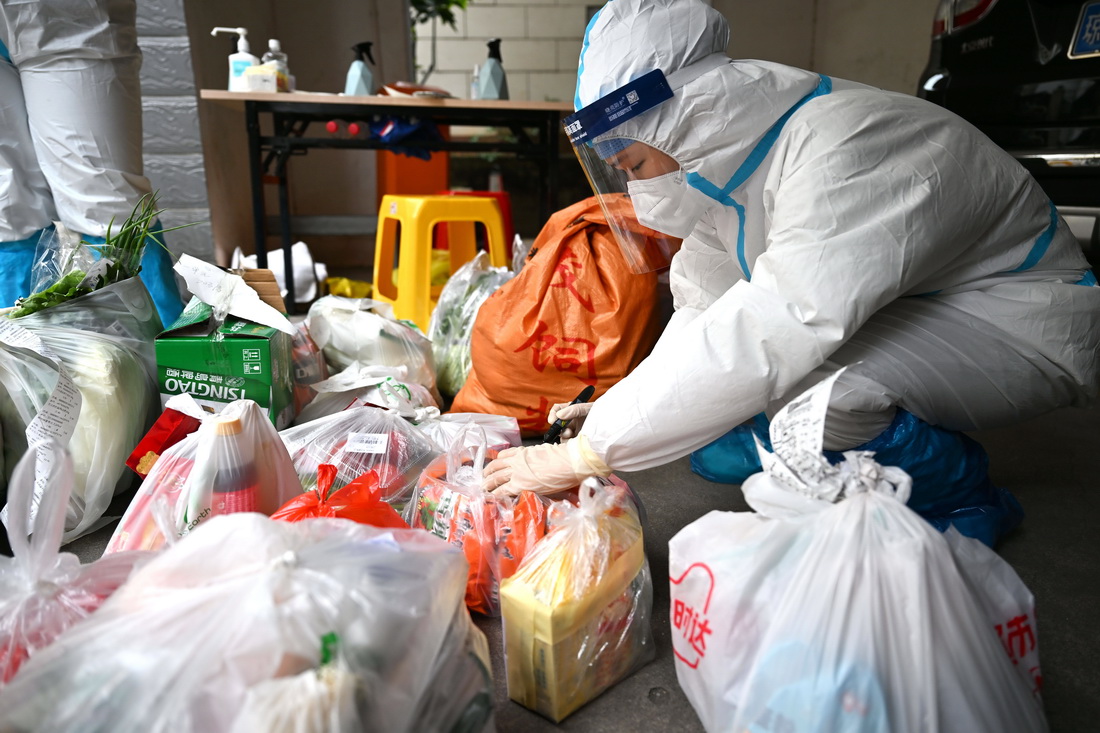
[627,169,712,238]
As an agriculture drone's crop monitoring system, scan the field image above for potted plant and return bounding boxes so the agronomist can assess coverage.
[410,0,470,84]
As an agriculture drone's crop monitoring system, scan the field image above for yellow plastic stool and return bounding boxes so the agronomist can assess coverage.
[373,194,509,332]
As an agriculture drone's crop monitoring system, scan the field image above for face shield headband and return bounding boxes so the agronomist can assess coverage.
[563,56,728,272]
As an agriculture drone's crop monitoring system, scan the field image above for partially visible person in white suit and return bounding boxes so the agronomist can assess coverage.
[0,0,184,325]
[482,0,1100,547]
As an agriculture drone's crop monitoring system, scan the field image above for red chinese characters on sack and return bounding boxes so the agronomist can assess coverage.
[670,562,716,670]
[550,251,595,312]
[514,320,597,386]
[517,396,552,434]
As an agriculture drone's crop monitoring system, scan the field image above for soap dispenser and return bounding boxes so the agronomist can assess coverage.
[344,41,376,96]
[211,26,259,92]
[476,38,509,101]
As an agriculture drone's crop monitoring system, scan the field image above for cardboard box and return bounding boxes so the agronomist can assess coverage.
[155,297,295,428]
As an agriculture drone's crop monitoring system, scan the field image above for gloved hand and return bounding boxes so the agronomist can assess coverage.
[482,435,611,496]
[547,401,595,440]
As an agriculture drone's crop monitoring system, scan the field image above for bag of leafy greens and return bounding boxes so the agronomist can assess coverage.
[427,252,513,397]
[0,320,156,542]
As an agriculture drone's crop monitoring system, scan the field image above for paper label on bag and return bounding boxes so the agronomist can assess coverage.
[344,432,387,454]
[760,369,844,491]
[0,319,82,527]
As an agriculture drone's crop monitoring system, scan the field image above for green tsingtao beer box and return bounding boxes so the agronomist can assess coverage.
[155,298,295,428]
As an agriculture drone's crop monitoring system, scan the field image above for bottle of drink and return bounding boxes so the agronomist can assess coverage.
[210,416,259,515]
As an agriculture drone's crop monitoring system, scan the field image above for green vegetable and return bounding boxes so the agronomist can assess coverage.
[427,252,513,396]
[9,191,194,319]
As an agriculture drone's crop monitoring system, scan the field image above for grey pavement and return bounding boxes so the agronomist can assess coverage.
[66,403,1100,732]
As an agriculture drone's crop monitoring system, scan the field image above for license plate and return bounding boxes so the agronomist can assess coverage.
[1069,1,1100,59]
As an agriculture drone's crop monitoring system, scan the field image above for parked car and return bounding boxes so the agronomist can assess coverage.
[918,0,1100,255]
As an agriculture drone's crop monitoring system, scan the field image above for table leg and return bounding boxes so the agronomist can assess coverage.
[245,101,267,269]
[275,151,296,314]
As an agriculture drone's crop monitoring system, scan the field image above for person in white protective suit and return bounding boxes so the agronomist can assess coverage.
[0,0,184,326]
[482,0,1100,547]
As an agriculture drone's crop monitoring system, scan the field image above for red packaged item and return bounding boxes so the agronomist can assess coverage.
[271,463,409,529]
[409,437,552,616]
[125,404,203,478]
[280,405,441,515]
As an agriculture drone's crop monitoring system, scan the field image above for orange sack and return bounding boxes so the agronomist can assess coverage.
[450,196,665,436]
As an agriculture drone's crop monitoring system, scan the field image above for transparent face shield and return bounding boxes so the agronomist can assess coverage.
[564,69,684,273]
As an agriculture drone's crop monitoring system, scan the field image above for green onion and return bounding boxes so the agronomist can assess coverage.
[9,190,196,319]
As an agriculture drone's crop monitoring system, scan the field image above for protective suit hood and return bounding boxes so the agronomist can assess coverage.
[574,0,824,196]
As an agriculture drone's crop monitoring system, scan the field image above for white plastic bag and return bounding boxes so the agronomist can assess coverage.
[0,440,148,685]
[0,320,156,541]
[292,362,438,426]
[305,295,438,397]
[105,399,302,553]
[0,514,495,733]
[231,241,329,303]
[668,372,1047,733]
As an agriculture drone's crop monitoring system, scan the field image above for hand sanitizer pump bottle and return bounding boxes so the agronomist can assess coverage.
[211,26,259,92]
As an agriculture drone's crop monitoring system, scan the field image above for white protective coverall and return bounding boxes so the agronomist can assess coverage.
[574,0,1100,471]
[0,0,183,325]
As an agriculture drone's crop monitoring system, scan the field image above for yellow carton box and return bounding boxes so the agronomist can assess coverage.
[501,533,652,722]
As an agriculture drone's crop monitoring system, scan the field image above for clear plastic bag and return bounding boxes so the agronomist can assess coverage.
[15,278,164,381]
[290,320,329,415]
[0,514,495,733]
[105,399,302,553]
[0,323,156,541]
[409,429,551,616]
[292,362,438,426]
[0,440,149,685]
[280,405,440,515]
[305,296,438,397]
[414,412,521,453]
[427,251,514,396]
[500,478,655,721]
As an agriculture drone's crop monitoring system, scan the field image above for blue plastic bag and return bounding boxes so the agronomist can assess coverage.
[691,409,1023,547]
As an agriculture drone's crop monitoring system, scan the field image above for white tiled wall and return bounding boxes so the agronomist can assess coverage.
[415,1,600,102]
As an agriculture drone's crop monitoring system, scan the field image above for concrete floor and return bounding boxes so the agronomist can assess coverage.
[64,403,1100,732]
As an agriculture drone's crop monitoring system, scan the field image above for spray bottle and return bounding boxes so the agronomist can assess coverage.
[211,27,259,92]
[475,38,509,101]
[344,41,376,96]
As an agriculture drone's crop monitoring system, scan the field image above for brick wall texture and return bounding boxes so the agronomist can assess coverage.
[415,0,602,103]
[137,0,214,264]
